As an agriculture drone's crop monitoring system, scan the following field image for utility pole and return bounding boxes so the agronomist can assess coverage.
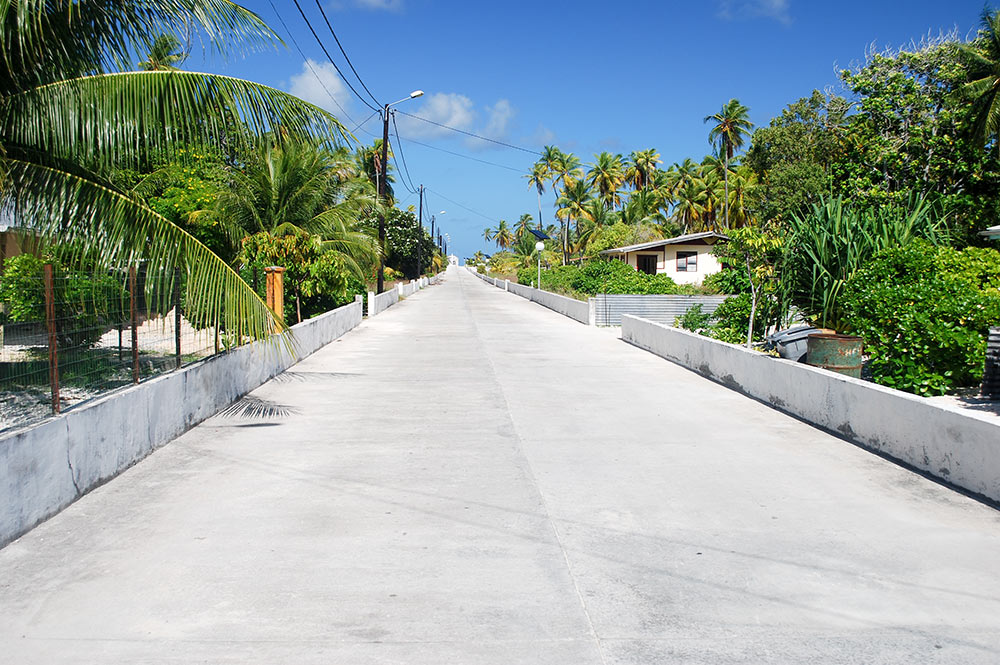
[374,90,424,293]
[430,215,435,244]
[417,184,424,279]
[376,104,390,294]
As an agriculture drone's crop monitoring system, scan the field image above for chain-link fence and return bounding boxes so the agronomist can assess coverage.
[1,263,221,433]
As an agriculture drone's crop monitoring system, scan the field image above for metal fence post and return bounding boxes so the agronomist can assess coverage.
[43,264,60,414]
[130,266,139,384]
[174,267,181,368]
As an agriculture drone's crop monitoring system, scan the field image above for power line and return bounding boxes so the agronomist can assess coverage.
[390,112,419,194]
[395,110,542,155]
[313,0,381,109]
[399,135,524,173]
[350,109,381,134]
[426,187,500,225]
[289,0,380,113]
[267,0,358,126]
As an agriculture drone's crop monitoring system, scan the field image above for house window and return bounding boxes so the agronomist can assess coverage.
[676,251,698,272]
[636,254,658,275]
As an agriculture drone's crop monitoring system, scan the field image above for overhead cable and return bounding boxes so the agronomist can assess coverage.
[398,135,524,173]
[267,0,357,126]
[426,187,499,224]
[313,0,382,108]
[289,0,380,113]
[390,112,420,194]
[395,110,542,155]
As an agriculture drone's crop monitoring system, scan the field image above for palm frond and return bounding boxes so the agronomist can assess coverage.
[5,156,284,341]
[0,1,280,93]
[3,71,351,172]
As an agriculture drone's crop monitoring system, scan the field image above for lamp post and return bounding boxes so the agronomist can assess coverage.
[535,241,545,289]
[377,89,424,294]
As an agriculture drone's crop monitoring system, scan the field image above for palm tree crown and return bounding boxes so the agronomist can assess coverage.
[704,98,753,230]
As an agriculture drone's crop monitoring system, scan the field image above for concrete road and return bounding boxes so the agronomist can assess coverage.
[2,267,1000,664]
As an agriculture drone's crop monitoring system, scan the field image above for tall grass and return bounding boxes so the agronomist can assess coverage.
[783,196,949,329]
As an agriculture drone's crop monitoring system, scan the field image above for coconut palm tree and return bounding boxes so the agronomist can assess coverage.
[705,99,753,230]
[0,1,349,342]
[557,178,593,256]
[482,227,494,244]
[587,152,625,210]
[625,149,662,192]
[553,150,583,264]
[525,161,549,229]
[355,139,395,205]
[956,9,1000,152]
[492,220,515,251]
[514,213,534,240]
[138,33,188,71]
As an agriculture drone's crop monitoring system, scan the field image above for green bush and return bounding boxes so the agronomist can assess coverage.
[708,293,777,345]
[840,242,1000,395]
[703,267,751,295]
[571,259,678,295]
[0,254,125,348]
[677,304,713,332]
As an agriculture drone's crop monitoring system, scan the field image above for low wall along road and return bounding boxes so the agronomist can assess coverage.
[0,297,364,547]
[622,315,1000,504]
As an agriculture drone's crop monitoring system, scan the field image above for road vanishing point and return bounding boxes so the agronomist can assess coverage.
[2,267,999,664]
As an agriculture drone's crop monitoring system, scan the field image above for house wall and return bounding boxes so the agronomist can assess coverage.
[624,243,722,285]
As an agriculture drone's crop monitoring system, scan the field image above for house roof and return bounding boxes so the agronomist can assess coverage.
[980,224,1000,238]
[598,231,729,255]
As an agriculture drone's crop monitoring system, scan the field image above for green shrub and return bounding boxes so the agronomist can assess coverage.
[703,267,751,295]
[841,242,1000,395]
[571,259,678,295]
[708,293,777,344]
[677,304,713,332]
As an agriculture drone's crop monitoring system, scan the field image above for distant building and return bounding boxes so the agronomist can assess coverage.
[598,231,729,285]
[448,254,459,266]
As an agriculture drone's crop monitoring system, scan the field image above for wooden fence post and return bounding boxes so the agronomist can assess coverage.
[43,264,60,414]
[130,266,139,384]
[174,267,181,368]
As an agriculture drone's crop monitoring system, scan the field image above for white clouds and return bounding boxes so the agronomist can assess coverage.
[330,0,403,12]
[395,93,518,149]
[717,0,791,24]
[356,0,403,9]
[482,99,515,140]
[289,59,354,119]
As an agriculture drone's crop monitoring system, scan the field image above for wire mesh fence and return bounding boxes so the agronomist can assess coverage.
[1,263,222,433]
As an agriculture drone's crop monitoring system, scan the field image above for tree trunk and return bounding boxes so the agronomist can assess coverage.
[723,150,730,231]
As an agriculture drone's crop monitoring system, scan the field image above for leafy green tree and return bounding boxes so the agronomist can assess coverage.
[712,225,783,346]
[744,91,849,221]
[705,99,753,230]
[238,231,350,323]
[837,39,1000,241]
[0,1,349,342]
[955,9,1000,153]
[382,208,436,279]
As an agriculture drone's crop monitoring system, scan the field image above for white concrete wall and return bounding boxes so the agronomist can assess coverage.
[473,270,591,325]
[367,287,399,317]
[622,315,1000,503]
[0,299,364,548]
[625,244,722,285]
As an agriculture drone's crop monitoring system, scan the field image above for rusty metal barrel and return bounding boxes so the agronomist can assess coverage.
[806,333,864,378]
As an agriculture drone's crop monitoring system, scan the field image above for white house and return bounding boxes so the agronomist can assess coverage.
[598,231,729,285]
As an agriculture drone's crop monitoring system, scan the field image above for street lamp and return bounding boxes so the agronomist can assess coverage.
[535,241,545,289]
[377,89,424,294]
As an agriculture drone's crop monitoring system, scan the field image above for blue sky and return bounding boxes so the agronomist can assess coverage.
[196,0,990,260]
